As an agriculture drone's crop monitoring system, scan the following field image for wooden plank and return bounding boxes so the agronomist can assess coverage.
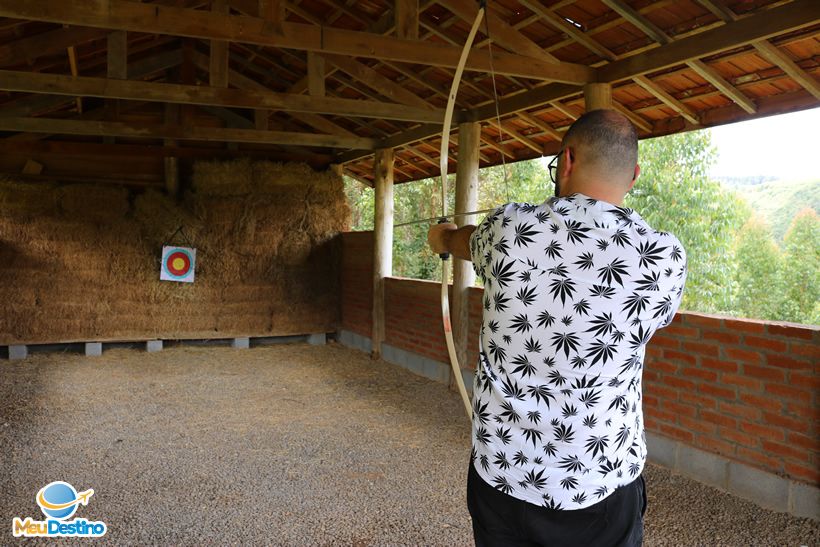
[600,0,669,45]
[66,46,82,114]
[611,100,652,132]
[307,51,325,97]
[688,59,756,114]
[0,27,108,67]
[0,117,378,149]
[320,54,433,109]
[107,31,128,79]
[598,0,820,82]
[210,0,229,87]
[0,69,446,123]
[0,0,594,83]
[634,75,699,125]
[395,0,418,40]
[439,0,561,63]
[517,0,617,61]
[753,40,820,101]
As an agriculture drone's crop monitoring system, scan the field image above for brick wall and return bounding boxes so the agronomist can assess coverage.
[339,231,819,486]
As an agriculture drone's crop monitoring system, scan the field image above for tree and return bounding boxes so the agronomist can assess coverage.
[778,208,819,324]
[625,131,750,314]
[734,218,782,320]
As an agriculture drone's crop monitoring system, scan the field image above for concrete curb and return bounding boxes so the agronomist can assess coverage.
[337,329,819,521]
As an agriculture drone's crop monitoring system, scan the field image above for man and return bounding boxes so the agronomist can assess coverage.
[428,109,687,546]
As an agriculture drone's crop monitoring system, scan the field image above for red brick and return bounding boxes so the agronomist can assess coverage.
[724,318,766,334]
[789,371,820,390]
[761,440,811,462]
[679,415,716,435]
[643,370,659,382]
[700,358,738,373]
[768,324,815,339]
[683,340,720,357]
[718,401,761,421]
[699,383,736,400]
[724,347,764,364]
[650,336,681,350]
[663,349,697,365]
[703,331,742,345]
[697,435,735,457]
[739,393,784,413]
[680,391,717,410]
[653,360,678,374]
[646,384,679,401]
[700,410,736,428]
[646,408,678,424]
[787,432,820,452]
[763,412,811,435]
[664,325,700,338]
[784,462,820,484]
[764,383,812,403]
[659,423,694,443]
[743,365,786,383]
[720,427,760,448]
[646,346,664,359]
[744,335,788,352]
[790,342,820,359]
[721,373,762,392]
[738,421,786,442]
[784,402,813,419]
[737,446,782,472]
[643,394,659,408]
[663,400,698,418]
[684,314,723,329]
[681,366,718,383]
[765,353,813,371]
[663,376,697,391]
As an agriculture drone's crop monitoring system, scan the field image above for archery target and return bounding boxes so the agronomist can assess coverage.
[161,246,196,283]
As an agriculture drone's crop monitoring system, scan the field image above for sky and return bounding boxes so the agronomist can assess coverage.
[708,106,820,180]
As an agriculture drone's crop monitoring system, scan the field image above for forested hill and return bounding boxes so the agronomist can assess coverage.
[717,176,820,241]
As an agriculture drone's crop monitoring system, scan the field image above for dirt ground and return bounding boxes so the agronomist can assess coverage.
[0,342,817,546]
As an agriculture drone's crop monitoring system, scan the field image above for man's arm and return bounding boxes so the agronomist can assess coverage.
[427,223,476,261]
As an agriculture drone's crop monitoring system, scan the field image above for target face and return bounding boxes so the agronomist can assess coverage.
[160,246,196,283]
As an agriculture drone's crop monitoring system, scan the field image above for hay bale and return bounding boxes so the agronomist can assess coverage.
[192,158,253,196]
[58,184,130,224]
[133,189,202,246]
[0,178,60,218]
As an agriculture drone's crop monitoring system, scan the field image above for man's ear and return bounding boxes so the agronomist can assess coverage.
[559,146,574,180]
[626,164,640,191]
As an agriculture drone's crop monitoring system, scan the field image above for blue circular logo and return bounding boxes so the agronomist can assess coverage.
[37,481,80,520]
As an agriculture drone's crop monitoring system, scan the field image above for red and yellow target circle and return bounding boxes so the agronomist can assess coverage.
[160,246,196,283]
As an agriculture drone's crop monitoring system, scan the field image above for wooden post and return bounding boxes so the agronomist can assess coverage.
[453,122,480,371]
[583,83,612,111]
[209,0,229,88]
[396,0,419,40]
[372,149,394,359]
[307,52,325,97]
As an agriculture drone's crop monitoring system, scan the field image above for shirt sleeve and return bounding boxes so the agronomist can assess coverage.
[470,205,506,282]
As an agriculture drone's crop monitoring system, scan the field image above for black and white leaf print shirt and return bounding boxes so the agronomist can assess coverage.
[468,193,686,510]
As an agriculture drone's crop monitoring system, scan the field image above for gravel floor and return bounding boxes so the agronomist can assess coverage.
[1,342,817,546]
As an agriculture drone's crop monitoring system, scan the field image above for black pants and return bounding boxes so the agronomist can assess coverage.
[467,462,646,547]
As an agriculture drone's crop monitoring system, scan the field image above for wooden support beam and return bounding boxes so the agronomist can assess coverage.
[210,0,229,87]
[0,0,595,83]
[517,0,617,61]
[487,119,544,154]
[549,100,578,121]
[372,148,394,359]
[164,156,179,197]
[395,0,419,40]
[611,101,652,132]
[258,0,285,35]
[453,121,479,371]
[0,27,109,67]
[519,112,563,141]
[0,69,445,123]
[600,0,668,45]
[688,59,756,114]
[66,46,82,114]
[0,117,378,149]
[598,0,819,82]
[307,52,325,97]
[633,75,699,125]
[583,83,612,111]
[439,0,561,63]
[752,40,820,100]
[107,31,128,79]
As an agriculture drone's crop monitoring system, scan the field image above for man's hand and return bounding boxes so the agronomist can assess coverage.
[428,222,458,255]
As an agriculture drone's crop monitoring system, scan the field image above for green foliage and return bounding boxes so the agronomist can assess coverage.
[624,132,750,314]
[734,219,783,320]
[731,178,820,242]
[343,130,819,326]
[778,208,820,323]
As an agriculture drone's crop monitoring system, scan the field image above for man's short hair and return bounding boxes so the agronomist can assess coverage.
[563,109,638,178]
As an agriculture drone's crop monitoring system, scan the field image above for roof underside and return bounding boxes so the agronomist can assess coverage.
[0,0,818,187]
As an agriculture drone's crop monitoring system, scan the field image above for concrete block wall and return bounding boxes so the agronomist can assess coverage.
[338,232,818,515]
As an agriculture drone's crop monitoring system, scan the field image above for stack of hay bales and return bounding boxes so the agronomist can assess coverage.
[0,161,349,344]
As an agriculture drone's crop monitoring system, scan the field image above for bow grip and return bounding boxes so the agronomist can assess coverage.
[437,217,450,261]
